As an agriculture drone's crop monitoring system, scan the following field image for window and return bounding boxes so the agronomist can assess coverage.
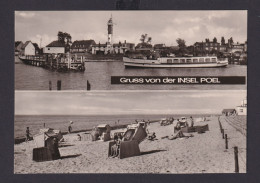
[186,59,192,63]
[240,109,243,112]
[180,59,185,63]
[205,58,210,62]
[193,59,198,63]
[199,58,204,62]
[173,59,179,63]
[212,58,217,62]
[48,48,50,50]
[167,59,172,63]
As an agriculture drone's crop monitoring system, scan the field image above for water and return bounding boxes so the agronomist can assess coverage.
[15,57,247,90]
[14,114,211,138]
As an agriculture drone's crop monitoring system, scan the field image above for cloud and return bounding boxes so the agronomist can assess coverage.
[15,11,247,46]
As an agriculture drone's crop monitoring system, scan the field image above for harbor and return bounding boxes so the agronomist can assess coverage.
[15,56,247,90]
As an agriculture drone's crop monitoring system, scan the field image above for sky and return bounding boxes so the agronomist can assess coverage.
[15,90,246,115]
[15,11,247,47]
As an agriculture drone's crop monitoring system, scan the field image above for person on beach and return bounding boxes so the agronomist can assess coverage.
[190,116,194,127]
[25,127,32,142]
[68,121,73,134]
[110,134,121,158]
[162,130,193,140]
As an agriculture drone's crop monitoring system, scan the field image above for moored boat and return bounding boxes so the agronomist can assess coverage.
[123,56,228,68]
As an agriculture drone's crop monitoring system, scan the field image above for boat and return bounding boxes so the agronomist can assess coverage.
[123,56,228,68]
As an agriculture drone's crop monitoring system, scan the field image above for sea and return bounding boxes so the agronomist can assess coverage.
[14,114,214,138]
[15,57,247,90]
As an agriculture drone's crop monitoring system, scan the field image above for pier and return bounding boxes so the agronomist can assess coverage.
[19,54,86,72]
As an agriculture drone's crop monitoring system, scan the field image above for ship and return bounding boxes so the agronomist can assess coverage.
[123,56,228,68]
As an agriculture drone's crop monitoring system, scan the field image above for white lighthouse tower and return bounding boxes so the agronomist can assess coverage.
[107,15,113,45]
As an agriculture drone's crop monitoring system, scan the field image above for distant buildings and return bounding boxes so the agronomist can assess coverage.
[222,99,247,116]
[70,40,96,53]
[15,41,23,56]
[194,38,220,52]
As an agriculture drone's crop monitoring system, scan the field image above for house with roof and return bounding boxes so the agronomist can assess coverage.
[43,40,66,54]
[20,41,36,56]
[222,109,237,116]
[15,41,24,55]
[70,40,96,53]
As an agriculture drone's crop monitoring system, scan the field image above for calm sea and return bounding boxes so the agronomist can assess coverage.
[15,57,247,90]
[14,114,213,138]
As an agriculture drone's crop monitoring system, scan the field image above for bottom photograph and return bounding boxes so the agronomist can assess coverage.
[14,90,247,174]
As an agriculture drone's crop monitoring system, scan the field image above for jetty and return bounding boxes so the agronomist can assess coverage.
[19,53,86,72]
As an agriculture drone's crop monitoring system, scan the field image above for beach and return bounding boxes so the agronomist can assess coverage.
[14,116,246,174]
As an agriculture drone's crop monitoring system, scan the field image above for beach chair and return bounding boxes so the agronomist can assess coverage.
[91,124,111,141]
[108,123,147,159]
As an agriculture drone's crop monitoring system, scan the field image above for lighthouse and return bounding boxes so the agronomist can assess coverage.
[107,15,113,45]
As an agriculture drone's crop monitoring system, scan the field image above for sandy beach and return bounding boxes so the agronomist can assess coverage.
[14,116,246,174]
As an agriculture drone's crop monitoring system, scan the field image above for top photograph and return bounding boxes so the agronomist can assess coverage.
[15,11,247,90]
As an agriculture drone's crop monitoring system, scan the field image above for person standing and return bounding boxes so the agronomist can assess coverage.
[25,127,31,142]
[190,116,194,127]
[68,121,73,133]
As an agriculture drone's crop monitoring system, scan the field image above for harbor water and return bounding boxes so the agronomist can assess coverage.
[15,57,247,90]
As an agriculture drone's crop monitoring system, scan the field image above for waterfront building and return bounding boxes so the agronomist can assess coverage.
[20,41,36,56]
[15,41,23,56]
[43,41,65,54]
[70,40,96,53]
[33,43,41,55]
[194,38,220,52]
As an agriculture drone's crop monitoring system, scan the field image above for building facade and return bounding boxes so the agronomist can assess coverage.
[21,41,35,56]
[15,41,24,55]
[236,99,247,115]
[70,40,96,53]
[43,41,65,54]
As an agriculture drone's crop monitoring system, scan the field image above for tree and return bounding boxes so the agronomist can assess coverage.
[221,37,225,45]
[140,34,152,44]
[213,37,217,43]
[57,31,65,42]
[176,38,187,56]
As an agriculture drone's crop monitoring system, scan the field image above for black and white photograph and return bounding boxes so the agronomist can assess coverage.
[15,11,247,90]
[14,90,246,174]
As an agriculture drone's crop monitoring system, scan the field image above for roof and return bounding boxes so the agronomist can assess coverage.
[33,43,40,50]
[222,109,236,113]
[46,40,65,47]
[21,41,32,49]
[71,40,96,49]
[97,124,110,128]
[15,41,23,48]
[154,44,166,49]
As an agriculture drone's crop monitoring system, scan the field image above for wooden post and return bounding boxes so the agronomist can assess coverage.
[57,80,61,90]
[87,80,91,91]
[225,134,228,149]
[49,81,52,90]
[234,146,239,173]
[222,129,225,139]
